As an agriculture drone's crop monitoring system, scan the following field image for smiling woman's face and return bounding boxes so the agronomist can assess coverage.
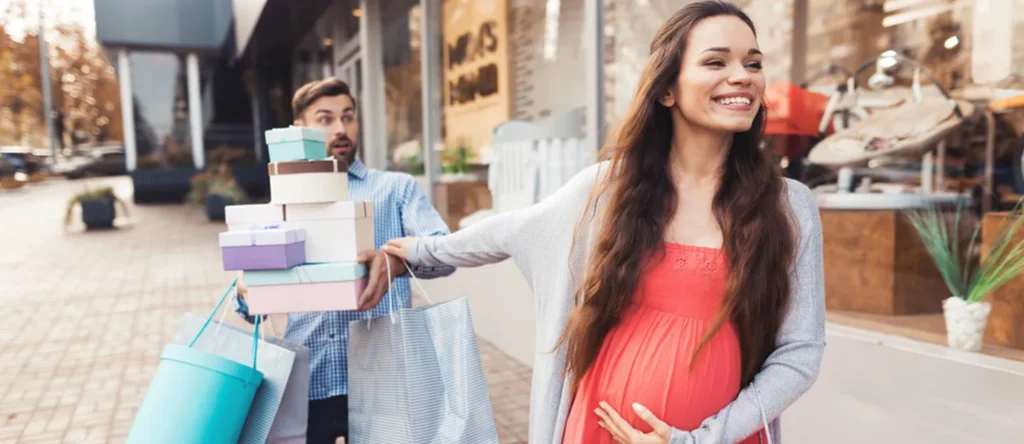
[663,15,765,134]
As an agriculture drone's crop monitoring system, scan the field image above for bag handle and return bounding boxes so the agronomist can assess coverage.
[365,200,437,328]
[188,279,261,369]
[364,250,436,330]
[753,385,773,444]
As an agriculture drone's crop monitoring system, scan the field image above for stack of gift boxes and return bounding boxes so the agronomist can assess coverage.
[217,126,375,315]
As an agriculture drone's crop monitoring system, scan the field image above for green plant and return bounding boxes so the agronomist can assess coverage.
[187,163,249,205]
[187,171,213,203]
[441,140,472,175]
[206,179,248,204]
[166,149,195,167]
[136,155,163,169]
[907,197,1024,303]
[206,145,254,166]
[402,154,425,176]
[63,186,129,227]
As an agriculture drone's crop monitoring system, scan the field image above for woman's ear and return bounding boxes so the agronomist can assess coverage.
[659,89,676,107]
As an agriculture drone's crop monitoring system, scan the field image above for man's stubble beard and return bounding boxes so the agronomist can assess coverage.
[333,145,358,166]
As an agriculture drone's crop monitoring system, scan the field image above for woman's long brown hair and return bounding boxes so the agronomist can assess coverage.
[559,0,796,392]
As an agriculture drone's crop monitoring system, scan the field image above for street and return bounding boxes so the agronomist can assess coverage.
[0,176,531,444]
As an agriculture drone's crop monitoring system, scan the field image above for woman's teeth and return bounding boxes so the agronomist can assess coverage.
[715,97,751,106]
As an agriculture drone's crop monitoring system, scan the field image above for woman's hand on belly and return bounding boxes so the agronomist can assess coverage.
[596,401,672,444]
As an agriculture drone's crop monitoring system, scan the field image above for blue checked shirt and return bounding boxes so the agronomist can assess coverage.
[235,159,455,400]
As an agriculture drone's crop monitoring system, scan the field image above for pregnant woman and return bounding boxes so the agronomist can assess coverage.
[381,2,825,443]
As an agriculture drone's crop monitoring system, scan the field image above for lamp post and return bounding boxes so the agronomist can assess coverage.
[38,3,57,164]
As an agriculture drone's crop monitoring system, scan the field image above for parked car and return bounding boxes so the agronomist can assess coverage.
[0,156,15,176]
[66,150,127,179]
[0,147,46,175]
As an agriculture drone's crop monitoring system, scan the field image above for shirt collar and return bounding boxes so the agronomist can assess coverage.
[348,158,369,180]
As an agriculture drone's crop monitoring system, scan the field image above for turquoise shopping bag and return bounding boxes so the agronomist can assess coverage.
[126,280,265,444]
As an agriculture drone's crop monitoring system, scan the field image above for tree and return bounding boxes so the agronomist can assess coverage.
[0,0,123,149]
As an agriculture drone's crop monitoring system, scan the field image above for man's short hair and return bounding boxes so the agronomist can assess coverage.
[291,77,357,117]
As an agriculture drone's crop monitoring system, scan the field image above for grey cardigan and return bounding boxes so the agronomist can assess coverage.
[406,162,826,444]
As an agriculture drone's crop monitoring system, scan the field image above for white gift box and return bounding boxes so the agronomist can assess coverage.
[270,174,349,205]
[218,227,306,247]
[283,201,374,263]
[268,159,349,205]
[225,204,286,226]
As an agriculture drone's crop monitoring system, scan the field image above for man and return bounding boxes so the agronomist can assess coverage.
[235,77,455,444]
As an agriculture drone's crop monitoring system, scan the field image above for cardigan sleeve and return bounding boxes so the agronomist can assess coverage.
[405,162,605,270]
[669,180,826,444]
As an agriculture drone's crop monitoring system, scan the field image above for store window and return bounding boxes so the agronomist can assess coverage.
[507,0,585,123]
[805,0,972,90]
[381,1,424,174]
[129,52,191,167]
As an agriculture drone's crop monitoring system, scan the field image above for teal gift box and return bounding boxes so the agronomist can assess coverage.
[265,126,328,163]
[243,262,367,286]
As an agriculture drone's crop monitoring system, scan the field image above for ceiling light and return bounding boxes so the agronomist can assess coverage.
[943,35,959,49]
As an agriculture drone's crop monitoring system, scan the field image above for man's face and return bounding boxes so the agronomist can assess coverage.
[296,94,359,164]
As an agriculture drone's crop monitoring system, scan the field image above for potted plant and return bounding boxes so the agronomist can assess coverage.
[131,152,198,204]
[188,162,249,221]
[1,176,26,190]
[64,186,130,230]
[907,198,1024,351]
[441,143,476,183]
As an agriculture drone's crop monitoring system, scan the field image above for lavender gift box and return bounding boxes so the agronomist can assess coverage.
[219,227,306,271]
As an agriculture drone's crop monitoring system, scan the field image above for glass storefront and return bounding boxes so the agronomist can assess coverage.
[382,2,425,174]
[804,0,972,90]
[128,52,191,167]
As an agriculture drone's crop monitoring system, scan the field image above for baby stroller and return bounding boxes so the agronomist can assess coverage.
[763,65,850,181]
[805,52,976,210]
[763,64,897,183]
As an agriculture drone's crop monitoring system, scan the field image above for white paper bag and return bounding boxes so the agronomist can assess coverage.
[347,298,499,444]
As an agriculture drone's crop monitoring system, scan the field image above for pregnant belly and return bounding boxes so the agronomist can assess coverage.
[569,307,745,435]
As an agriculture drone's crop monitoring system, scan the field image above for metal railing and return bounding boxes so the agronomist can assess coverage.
[460,107,596,228]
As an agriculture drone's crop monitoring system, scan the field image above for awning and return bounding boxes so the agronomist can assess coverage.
[232,0,336,60]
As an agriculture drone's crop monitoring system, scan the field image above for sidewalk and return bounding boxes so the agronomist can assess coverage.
[0,176,531,443]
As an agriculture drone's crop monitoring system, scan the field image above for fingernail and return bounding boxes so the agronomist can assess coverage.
[381,245,389,251]
[632,402,644,413]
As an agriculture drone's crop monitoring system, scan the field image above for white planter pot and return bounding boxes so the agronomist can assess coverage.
[942,297,992,352]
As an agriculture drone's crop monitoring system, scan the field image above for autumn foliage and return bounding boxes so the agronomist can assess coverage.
[1,0,122,148]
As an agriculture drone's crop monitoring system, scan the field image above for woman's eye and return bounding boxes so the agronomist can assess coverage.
[705,59,726,67]
[747,62,763,70]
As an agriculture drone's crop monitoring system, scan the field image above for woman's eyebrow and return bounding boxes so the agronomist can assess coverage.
[701,47,762,56]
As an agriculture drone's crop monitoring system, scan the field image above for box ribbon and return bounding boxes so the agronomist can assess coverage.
[245,224,283,246]
[268,158,347,176]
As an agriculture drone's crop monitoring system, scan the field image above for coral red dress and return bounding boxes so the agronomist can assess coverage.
[562,243,765,444]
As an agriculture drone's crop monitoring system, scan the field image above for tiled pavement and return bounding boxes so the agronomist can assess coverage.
[0,176,531,443]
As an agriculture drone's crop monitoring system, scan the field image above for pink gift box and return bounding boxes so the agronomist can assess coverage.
[245,278,368,315]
